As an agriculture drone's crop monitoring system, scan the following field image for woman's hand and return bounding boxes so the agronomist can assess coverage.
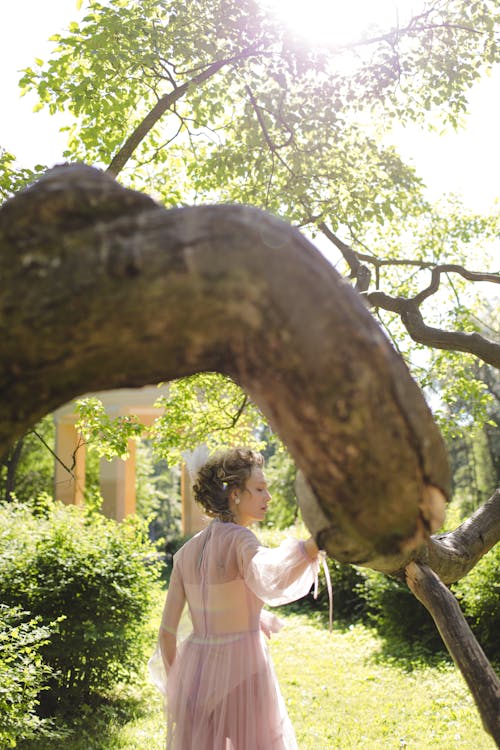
[303,536,319,560]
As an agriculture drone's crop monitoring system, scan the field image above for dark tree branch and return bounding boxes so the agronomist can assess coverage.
[422,489,500,584]
[319,222,372,292]
[413,264,500,305]
[367,292,500,369]
[325,236,500,368]
[406,562,500,745]
[106,47,257,177]
[33,429,77,477]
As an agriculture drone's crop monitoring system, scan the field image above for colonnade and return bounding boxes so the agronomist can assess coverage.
[52,386,206,535]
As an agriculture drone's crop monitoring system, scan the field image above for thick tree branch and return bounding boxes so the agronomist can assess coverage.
[406,562,500,745]
[367,292,500,369]
[319,226,499,368]
[0,164,450,571]
[422,489,500,584]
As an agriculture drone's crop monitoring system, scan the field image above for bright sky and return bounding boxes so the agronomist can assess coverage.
[1,0,499,214]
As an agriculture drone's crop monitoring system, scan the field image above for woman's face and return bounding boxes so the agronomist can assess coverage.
[232,466,271,527]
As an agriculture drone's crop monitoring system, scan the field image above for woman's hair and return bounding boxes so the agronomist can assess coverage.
[193,447,264,522]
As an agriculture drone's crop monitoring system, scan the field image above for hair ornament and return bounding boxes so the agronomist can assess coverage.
[182,444,210,483]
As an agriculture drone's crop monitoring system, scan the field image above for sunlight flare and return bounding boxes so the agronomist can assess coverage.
[263,0,420,47]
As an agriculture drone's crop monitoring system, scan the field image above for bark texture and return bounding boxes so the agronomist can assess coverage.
[406,562,500,745]
[0,164,450,569]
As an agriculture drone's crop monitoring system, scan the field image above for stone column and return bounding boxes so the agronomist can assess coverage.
[53,415,86,506]
[99,439,136,521]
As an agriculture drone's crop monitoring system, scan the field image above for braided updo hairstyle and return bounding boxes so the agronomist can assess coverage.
[193,447,264,523]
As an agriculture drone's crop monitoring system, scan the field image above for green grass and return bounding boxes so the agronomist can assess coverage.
[19,603,497,750]
[271,614,496,749]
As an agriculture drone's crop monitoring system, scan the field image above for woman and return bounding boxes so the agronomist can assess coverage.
[151,447,319,749]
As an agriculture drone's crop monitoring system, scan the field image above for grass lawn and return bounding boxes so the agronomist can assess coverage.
[20,607,496,749]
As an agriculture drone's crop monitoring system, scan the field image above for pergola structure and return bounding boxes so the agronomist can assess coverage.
[52,385,206,535]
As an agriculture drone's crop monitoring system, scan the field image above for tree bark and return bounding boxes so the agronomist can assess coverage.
[423,489,500,584]
[406,562,500,746]
[366,292,500,369]
[0,164,450,570]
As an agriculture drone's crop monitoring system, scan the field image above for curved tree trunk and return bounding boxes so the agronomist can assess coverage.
[0,164,449,570]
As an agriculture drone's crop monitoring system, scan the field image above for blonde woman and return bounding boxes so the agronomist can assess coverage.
[150,447,319,750]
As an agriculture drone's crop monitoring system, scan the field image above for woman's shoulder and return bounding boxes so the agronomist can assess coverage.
[209,521,260,548]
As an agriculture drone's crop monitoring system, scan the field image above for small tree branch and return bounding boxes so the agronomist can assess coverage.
[413,265,500,305]
[106,48,257,177]
[406,562,500,745]
[33,429,77,478]
[319,222,372,292]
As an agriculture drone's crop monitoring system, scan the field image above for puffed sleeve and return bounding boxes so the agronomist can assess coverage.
[238,528,319,606]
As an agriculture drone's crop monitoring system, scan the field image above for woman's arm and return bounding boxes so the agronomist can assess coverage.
[158,562,186,672]
[159,629,178,672]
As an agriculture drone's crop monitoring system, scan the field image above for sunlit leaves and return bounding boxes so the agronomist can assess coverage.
[0,149,46,204]
[21,0,500,218]
[16,0,500,447]
[150,373,266,464]
[74,375,267,465]
[75,397,144,460]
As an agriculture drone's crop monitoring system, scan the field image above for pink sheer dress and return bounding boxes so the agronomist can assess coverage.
[149,520,319,750]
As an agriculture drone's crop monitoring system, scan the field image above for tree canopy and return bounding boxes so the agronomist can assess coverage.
[8,0,497,388]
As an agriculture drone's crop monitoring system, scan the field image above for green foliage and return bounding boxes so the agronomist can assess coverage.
[135,439,182,540]
[0,606,60,746]
[0,148,46,204]
[359,569,446,653]
[16,0,499,447]
[0,416,55,504]
[263,449,298,529]
[20,0,500,235]
[0,498,160,712]
[315,559,368,623]
[452,543,500,661]
[76,397,144,459]
[150,374,266,464]
[75,374,267,468]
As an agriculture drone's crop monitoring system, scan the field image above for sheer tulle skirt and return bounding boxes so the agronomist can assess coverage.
[164,630,297,750]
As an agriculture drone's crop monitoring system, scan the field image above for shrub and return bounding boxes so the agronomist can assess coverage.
[0,605,59,746]
[313,559,367,623]
[358,569,445,653]
[264,451,299,530]
[0,497,160,713]
[452,542,500,661]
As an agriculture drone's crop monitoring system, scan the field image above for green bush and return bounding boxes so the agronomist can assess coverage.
[452,542,500,661]
[264,451,299,530]
[291,558,367,625]
[0,497,160,713]
[0,605,60,746]
[357,569,445,653]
